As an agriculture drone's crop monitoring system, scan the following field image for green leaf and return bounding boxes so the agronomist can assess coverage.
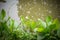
[37,27,45,33]
[38,19,46,28]
[46,16,52,26]
[46,16,52,22]
[20,16,26,24]
[37,34,44,40]
[49,24,56,31]
[9,19,15,32]
[53,18,60,29]
[57,27,60,38]
[30,20,37,29]
[0,9,6,20]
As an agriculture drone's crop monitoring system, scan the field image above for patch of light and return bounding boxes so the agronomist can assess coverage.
[32,16,33,18]
[33,1,37,4]
[48,10,52,13]
[44,2,47,5]
[41,14,44,17]
[29,8,32,10]
[39,13,40,15]
[26,11,30,14]
[33,0,37,4]
[25,16,29,19]
[38,18,40,20]
[19,5,22,9]
[42,1,47,5]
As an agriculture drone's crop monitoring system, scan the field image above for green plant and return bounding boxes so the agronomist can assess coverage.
[0,9,60,40]
[0,9,37,40]
[0,9,21,40]
[36,16,60,40]
[20,15,60,40]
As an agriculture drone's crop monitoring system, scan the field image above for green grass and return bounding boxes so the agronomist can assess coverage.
[0,9,60,40]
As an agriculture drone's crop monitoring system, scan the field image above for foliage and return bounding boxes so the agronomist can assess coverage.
[36,16,60,40]
[0,9,60,40]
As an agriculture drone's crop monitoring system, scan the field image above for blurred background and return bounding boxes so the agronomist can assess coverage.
[0,0,60,21]
[18,0,60,21]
